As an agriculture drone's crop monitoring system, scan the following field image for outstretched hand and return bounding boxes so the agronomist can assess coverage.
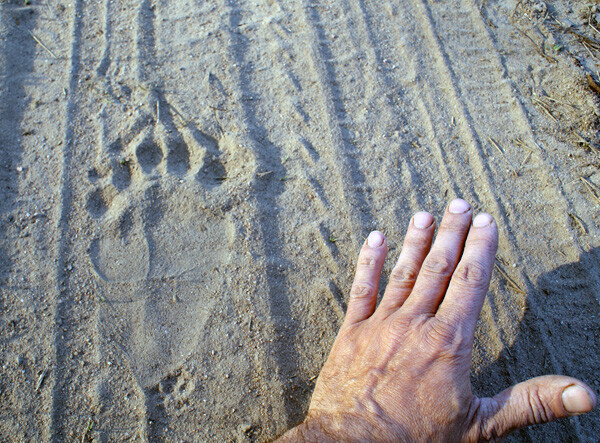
[279,199,596,441]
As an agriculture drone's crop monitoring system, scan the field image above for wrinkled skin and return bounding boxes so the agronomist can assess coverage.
[278,200,596,442]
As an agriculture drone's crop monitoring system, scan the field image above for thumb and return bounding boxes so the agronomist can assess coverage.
[476,375,597,440]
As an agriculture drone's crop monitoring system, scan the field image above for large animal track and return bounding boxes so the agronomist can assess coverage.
[87,101,231,285]
[86,99,237,387]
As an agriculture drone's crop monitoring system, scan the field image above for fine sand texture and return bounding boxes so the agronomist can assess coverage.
[1,0,600,441]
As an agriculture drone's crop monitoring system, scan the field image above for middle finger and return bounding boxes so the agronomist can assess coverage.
[400,199,472,316]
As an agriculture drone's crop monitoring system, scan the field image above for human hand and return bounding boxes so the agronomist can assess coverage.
[278,200,596,442]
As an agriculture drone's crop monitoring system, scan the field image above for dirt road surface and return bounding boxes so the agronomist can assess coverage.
[1,0,599,440]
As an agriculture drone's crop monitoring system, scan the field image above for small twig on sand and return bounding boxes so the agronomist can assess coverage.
[35,368,48,391]
[28,30,57,58]
[575,132,598,152]
[587,74,600,96]
[582,41,598,60]
[489,137,519,176]
[5,6,43,12]
[531,95,558,122]
[543,95,578,110]
[513,137,537,153]
[488,137,504,155]
[516,151,532,175]
[563,26,600,51]
[588,8,600,34]
[81,419,93,443]
[510,21,556,62]
[580,176,600,206]
[494,262,526,294]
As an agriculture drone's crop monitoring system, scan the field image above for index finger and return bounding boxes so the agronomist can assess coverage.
[436,213,498,335]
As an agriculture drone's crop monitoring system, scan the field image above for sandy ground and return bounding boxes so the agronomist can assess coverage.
[1,0,600,441]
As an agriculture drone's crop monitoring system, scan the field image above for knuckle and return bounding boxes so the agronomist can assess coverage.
[426,319,469,356]
[428,319,456,344]
[389,264,419,289]
[383,321,402,342]
[403,232,428,249]
[357,253,378,270]
[385,315,413,340]
[389,316,410,332]
[389,314,426,336]
[453,260,489,288]
[476,400,505,441]
[421,253,454,278]
[350,281,376,301]
[478,421,503,441]
[525,387,555,424]
[439,221,469,235]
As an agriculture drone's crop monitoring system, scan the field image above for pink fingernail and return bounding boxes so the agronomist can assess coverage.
[448,199,471,214]
[473,213,493,227]
[562,385,595,414]
[367,231,384,248]
[413,212,433,229]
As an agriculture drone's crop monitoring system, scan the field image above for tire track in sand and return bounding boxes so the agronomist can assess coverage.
[262,2,399,419]
[284,0,453,316]
[51,0,100,440]
[294,0,376,248]
[0,2,68,440]
[218,0,304,430]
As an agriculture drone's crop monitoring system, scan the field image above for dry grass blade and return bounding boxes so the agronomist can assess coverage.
[513,137,537,153]
[488,137,519,176]
[488,137,504,155]
[494,262,526,294]
[4,6,43,12]
[589,20,600,37]
[35,368,48,391]
[516,151,532,175]
[564,27,600,51]
[580,176,600,206]
[28,30,58,59]
[532,96,558,122]
[510,3,557,63]
[81,419,93,443]
[575,132,599,152]
[543,95,578,110]
[582,41,598,60]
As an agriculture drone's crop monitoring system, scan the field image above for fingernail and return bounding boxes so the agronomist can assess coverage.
[413,212,433,229]
[448,199,470,214]
[367,231,384,248]
[562,385,595,414]
[473,213,493,228]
